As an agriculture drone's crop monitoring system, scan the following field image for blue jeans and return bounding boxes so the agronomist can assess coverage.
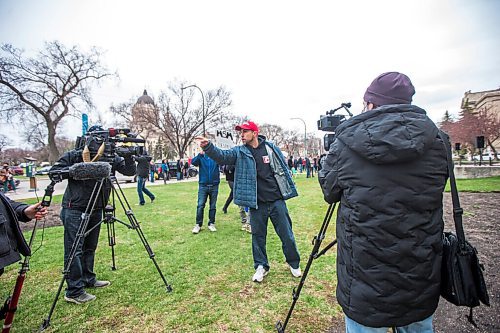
[196,184,219,226]
[249,200,300,270]
[61,208,103,297]
[137,176,155,205]
[345,315,434,333]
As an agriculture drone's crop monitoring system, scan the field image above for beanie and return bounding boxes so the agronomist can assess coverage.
[363,72,415,106]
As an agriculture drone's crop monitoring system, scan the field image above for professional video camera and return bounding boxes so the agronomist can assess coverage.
[317,102,353,151]
[75,127,146,163]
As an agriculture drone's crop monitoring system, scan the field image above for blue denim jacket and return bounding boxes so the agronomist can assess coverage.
[204,136,297,208]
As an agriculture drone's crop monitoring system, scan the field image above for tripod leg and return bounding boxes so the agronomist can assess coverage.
[103,204,117,271]
[276,202,337,333]
[40,180,105,331]
[110,177,173,292]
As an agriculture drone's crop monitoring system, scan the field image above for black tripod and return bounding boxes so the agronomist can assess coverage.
[276,202,337,333]
[40,176,172,331]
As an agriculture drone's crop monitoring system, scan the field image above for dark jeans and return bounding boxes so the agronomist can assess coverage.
[250,200,300,270]
[196,184,219,226]
[137,176,155,205]
[61,208,102,297]
[223,180,234,211]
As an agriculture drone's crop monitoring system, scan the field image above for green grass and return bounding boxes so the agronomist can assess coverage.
[2,175,498,332]
[1,175,341,333]
[446,176,500,192]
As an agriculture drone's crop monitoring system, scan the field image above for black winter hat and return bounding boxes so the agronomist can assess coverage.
[364,72,415,106]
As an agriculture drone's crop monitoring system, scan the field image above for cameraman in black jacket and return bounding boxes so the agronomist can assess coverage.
[51,144,136,305]
[319,72,447,332]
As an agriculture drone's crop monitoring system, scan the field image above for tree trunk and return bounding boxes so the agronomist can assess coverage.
[46,121,60,164]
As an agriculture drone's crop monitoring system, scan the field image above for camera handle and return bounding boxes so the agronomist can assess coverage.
[276,202,338,333]
[327,102,353,117]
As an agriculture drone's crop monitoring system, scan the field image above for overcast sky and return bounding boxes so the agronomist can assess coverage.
[1,0,499,146]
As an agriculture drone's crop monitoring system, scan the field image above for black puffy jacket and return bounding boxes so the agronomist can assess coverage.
[318,104,447,327]
[0,192,31,272]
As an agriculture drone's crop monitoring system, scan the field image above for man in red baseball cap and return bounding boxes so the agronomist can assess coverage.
[195,120,301,283]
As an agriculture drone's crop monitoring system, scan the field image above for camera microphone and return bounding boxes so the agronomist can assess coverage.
[48,162,111,182]
[69,162,112,180]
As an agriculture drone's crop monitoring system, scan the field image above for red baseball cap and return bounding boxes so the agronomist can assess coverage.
[235,120,259,132]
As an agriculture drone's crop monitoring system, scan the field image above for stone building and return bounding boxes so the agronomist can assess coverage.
[461,88,500,151]
[131,90,164,158]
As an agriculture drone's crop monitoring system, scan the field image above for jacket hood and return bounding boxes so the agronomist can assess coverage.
[335,104,438,164]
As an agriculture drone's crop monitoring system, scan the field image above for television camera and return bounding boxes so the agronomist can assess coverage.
[317,102,353,151]
[75,127,146,163]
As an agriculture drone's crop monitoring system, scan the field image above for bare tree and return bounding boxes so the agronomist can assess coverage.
[0,134,10,153]
[144,81,232,158]
[259,123,286,146]
[0,41,115,162]
[282,129,301,156]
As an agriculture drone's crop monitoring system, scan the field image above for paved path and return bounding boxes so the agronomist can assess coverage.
[4,175,199,201]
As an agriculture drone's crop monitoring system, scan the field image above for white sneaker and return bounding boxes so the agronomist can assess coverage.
[252,265,269,283]
[208,224,217,232]
[290,265,302,278]
[192,225,201,234]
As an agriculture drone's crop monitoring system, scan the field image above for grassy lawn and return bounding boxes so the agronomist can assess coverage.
[2,175,499,332]
[1,174,341,332]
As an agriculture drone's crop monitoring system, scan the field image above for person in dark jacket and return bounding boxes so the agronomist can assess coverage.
[135,153,156,205]
[51,142,136,305]
[318,72,447,332]
[0,192,47,276]
[191,151,220,234]
[196,121,301,283]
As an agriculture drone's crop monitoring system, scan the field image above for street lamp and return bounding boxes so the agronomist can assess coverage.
[181,84,206,136]
[290,117,307,157]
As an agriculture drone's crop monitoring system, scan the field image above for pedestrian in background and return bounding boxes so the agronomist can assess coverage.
[191,150,220,234]
[135,152,155,205]
[161,159,169,183]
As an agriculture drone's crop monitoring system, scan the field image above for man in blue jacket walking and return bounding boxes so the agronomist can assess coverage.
[191,150,220,233]
[196,121,301,282]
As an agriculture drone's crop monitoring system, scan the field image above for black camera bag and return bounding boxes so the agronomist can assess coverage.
[438,131,490,325]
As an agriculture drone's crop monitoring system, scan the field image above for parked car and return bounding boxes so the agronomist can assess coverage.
[156,161,198,180]
[35,166,52,175]
[115,171,137,183]
[10,165,24,176]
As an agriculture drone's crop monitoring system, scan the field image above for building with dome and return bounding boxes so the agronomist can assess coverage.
[131,90,164,157]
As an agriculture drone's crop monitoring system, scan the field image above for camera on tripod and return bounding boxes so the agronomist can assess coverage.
[317,102,353,151]
[75,127,146,163]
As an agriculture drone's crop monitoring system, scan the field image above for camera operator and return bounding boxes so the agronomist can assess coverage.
[318,72,447,332]
[50,131,136,305]
[0,192,47,277]
[133,152,155,205]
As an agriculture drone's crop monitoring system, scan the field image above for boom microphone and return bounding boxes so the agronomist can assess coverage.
[69,162,112,180]
[49,162,112,182]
